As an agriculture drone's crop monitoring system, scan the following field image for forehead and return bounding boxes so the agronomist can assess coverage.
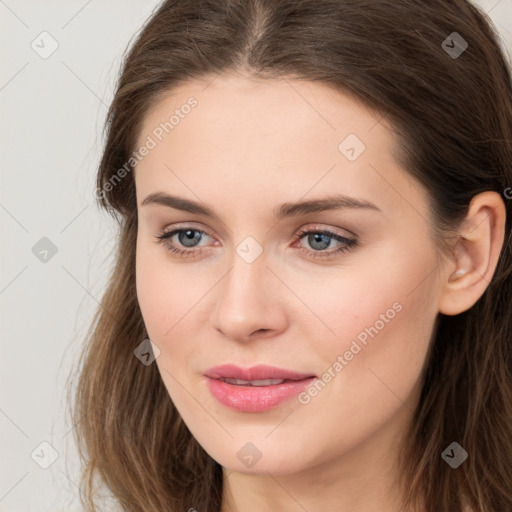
[137,72,388,151]
[134,73,427,221]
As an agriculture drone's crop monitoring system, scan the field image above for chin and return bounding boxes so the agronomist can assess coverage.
[206,440,315,476]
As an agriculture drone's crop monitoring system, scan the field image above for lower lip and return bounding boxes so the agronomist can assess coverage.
[205,376,317,412]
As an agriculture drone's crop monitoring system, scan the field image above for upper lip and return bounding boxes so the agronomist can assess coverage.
[205,364,316,381]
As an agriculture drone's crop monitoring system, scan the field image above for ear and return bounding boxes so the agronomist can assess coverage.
[438,191,507,316]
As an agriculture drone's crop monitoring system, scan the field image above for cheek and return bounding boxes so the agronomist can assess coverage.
[136,244,165,335]
[290,238,437,339]
[332,251,438,386]
[136,240,182,345]
[294,239,440,401]
[135,241,214,361]
[285,248,439,457]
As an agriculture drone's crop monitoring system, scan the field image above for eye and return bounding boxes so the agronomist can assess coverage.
[155,227,214,258]
[294,227,358,259]
[154,225,358,259]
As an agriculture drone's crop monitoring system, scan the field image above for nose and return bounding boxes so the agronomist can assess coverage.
[210,250,288,343]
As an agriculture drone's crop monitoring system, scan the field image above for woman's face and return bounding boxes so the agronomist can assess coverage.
[134,73,448,476]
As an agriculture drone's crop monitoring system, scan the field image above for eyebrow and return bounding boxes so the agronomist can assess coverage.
[140,192,382,221]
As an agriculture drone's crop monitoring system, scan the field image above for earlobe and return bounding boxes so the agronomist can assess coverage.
[438,192,506,316]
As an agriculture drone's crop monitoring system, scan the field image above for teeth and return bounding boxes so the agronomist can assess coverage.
[221,378,286,386]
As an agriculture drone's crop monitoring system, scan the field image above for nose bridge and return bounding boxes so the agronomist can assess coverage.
[220,241,270,312]
[212,237,280,339]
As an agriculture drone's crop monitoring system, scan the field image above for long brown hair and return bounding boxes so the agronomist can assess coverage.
[69,1,512,510]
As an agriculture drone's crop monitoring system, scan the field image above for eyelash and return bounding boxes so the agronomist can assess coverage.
[154,225,358,260]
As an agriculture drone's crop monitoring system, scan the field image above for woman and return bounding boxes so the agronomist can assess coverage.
[70,0,512,510]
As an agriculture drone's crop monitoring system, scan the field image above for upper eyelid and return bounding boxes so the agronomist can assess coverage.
[160,223,215,239]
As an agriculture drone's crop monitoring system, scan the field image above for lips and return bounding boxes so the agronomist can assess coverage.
[204,364,317,412]
[204,364,316,382]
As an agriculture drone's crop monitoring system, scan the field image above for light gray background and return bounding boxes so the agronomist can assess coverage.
[1,1,511,510]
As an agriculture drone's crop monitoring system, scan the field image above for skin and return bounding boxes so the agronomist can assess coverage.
[133,71,506,512]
